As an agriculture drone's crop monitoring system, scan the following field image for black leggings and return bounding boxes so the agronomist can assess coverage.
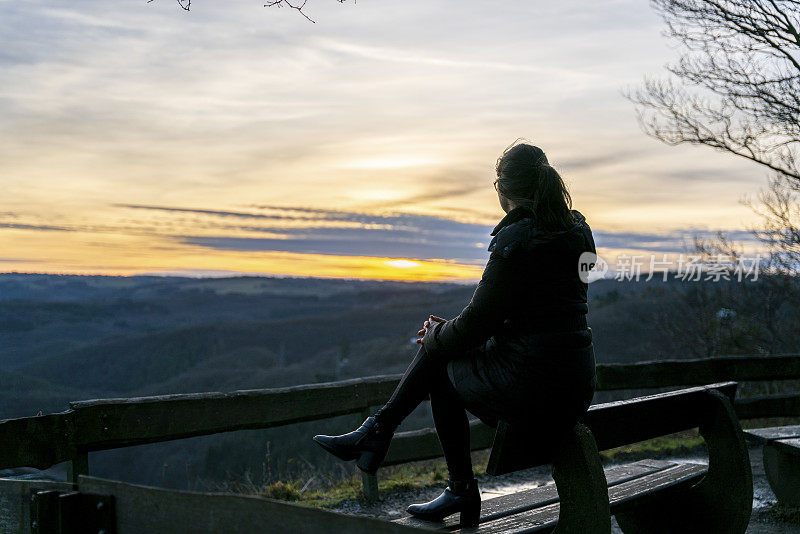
[372,344,474,482]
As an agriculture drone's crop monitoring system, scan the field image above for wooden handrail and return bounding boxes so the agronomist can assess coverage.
[596,354,800,390]
[1,354,799,473]
[69,374,401,452]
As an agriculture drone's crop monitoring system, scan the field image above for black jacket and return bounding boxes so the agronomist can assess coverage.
[422,206,596,361]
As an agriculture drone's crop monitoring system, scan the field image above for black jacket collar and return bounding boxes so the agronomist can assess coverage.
[490,207,588,237]
[490,206,535,236]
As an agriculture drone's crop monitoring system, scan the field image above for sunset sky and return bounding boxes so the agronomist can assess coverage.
[0,0,771,281]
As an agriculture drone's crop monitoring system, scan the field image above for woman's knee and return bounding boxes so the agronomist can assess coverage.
[429,369,461,401]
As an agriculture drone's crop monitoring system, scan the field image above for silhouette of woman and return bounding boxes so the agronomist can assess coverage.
[313,141,598,527]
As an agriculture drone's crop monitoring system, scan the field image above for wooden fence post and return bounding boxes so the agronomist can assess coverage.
[360,407,379,502]
[66,451,89,484]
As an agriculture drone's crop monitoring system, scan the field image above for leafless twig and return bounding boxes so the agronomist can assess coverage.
[264,0,349,23]
[146,0,191,11]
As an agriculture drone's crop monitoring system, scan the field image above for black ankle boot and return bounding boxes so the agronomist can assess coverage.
[406,477,480,527]
[312,416,395,475]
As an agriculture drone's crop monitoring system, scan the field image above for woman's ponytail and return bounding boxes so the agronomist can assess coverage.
[495,141,574,231]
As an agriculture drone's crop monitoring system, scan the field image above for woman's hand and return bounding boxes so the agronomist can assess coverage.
[416,315,446,344]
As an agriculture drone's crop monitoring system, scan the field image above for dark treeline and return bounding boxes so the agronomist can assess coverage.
[0,272,797,490]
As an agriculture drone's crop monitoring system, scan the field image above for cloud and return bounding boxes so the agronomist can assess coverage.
[357,182,489,211]
[115,203,490,235]
[558,149,650,171]
[110,203,767,262]
[178,235,488,262]
[113,203,494,262]
[177,225,763,260]
[114,204,313,222]
[594,229,761,254]
[0,223,73,232]
[315,38,583,77]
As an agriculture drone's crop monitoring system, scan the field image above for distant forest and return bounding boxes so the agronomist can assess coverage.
[1,272,798,490]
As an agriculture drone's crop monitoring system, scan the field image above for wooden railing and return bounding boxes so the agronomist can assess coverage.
[3,476,435,533]
[2,354,800,502]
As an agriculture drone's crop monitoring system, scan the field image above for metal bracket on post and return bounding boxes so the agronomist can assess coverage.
[30,487,115,534]
[30,489,60,534]
[360,407,379,503]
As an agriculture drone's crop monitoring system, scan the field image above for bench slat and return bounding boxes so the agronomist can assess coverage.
[773,438,800,457]
[476,459,673,526]
[471,463,707,533]
[743,425,800,445]
[487,382,736,475]
[764,438,800,506]
[609,462,707,513]
[394,459,677,530]
[587,382,736,452]
[471,502,559,533]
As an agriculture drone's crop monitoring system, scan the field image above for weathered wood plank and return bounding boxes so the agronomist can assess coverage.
[395,459,676,529]
[472,463,707,534]
[472,502,559,533]
[0,411,76,470]
[487,382,736,474]
[384,419,496,467]
[2,352,798,473]
[735,394,800,420]
[608,463,707,513]
[0,478,75,534]
[61,355,800,456]
[597,354,800,390]
[743,425,800,445]
[610,463,712,533]
[77,474,435,534]
[764,439,800,506]
[587,382,737,452]
[70,375,402,451]
[773,437,800,456]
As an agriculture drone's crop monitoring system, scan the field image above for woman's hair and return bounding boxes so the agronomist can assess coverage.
[495,140,574,231]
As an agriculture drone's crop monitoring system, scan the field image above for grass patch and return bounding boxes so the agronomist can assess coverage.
[253,458,457,509]
[300,451,491,508]
[216,431,726,508]
[263,480,303,501]
[211,450,492,509]
[599,430,706,463]
[596,415,800,464]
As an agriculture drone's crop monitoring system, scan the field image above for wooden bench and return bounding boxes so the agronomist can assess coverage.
[395,381,753,533]
[744,425,800,506]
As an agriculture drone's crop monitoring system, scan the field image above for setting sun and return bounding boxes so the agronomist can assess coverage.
[384,259,420,269]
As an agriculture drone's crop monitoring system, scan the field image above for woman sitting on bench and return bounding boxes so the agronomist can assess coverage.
[313,141,598,527]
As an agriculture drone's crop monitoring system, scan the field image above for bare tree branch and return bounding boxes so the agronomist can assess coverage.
[147,0,191,11]
[147,0,349,17]
[264,0,349,23]
[627,0,800,274]
[264,0,315,22]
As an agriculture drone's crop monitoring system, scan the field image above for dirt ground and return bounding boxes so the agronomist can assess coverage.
[330,444,800,533]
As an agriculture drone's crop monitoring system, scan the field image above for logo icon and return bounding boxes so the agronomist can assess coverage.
[578,252,608,283]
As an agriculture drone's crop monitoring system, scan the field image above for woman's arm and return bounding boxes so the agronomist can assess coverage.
[421,252,517,358]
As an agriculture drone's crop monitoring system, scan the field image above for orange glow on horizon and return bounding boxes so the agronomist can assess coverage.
[0,228,483,281]
[1,254,483,282]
